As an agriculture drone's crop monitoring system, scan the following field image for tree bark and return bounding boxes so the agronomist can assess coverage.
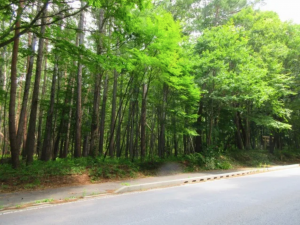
[140,84,147,160]
[36,41,48,157]
[116,77,123,158]
[74,2,85,158]
[40,55,58,161]
[158,83,168,158]
[62,78,74,158]
[109,69,118,157]
[98,74,109,155]
[9,0,23,168]
[25,4,48,165]
[89,9,105,157]
[235,112,244,150]
[195,99,203,153]
[18,33,37,159]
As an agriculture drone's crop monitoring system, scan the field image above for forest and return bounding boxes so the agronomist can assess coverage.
[0,0,300,175]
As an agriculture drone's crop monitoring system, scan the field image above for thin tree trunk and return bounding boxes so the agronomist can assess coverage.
[25,4,48,165]
[116,77,123,158]
[269,134,275,154]
[99,74,109,155]
[62,81,74,158]
[109,69,118,157]
[36,42,48,157]
[235,112,244,150]
[0,47,5,146]
[129,102,135,160]
[18,33,37,159]
[89,71,102,156]
[82,134,89,157]
[195,99,203,153]
[40,55,58,161]
[159,83,168,158]
[140,84,147,160]
[125,104,132,159]
[244,104,251,150]
[172,114,178,157]
[90,9,105,157]
[56,73,72,159]
[134,97,139,160]
[2,87,8,158]
[74,2,85,158]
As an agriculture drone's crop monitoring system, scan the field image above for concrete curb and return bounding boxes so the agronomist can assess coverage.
[115,164,300,194]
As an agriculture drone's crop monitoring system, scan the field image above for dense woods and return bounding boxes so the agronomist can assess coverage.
[1,0,300,169]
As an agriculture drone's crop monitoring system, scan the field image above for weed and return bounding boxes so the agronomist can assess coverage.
[24,183,37,189]
[35,198,54,204]
[121,183,130,186]
[1,184,9,189]
[64,196,77,201]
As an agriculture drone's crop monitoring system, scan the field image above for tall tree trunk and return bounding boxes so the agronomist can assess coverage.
[36,42,48,157]
[116,77,123,158]
[235,112,244,150]
[56,74,71,159]
[149,108,156,160]
[244,104,251,150]
[269,133,275,154]
[89,71,102,156]
[0,43,6,150]
[40,55,58,161]
[129,101,135,160]
[140,84,147,160]
[109,70,118,157]
[17,33,37,159]
[82,134,89,157]
[125,104,132,159]
[133,97,139,160]
[25,4,48,165]
[90,9,105,157]
[62,78,74,158]
[172,114,178,157]
[195,99,203,153]
[207,116,213,146]
[98,74,109,155]
[74,2,85,158]
[9,0,23,168]
[158,83,168,158]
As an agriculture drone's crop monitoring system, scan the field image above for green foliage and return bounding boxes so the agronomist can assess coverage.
[183,152,233,171]
[35,198,54,204]
[229,149,274,167]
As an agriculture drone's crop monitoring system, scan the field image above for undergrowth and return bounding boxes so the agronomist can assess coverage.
[0,148,299,191]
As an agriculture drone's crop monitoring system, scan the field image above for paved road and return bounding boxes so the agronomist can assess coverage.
[1,168,300,225]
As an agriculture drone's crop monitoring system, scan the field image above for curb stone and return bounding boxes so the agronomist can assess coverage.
[114,164,300,194]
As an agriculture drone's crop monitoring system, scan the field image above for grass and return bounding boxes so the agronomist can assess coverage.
[64,196,77,201]
[1,184,9,190]
[15,204,22,208]
[35,198,54,204]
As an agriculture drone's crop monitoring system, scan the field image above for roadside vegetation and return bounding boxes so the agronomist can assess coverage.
[1,148,300,192]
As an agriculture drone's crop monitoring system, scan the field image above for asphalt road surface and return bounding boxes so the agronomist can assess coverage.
[1,167,300,225]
